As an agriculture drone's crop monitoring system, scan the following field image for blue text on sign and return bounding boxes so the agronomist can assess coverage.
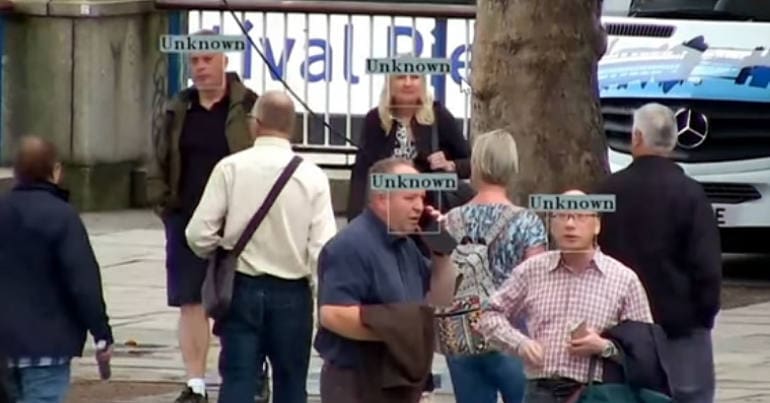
[209,22,472,86]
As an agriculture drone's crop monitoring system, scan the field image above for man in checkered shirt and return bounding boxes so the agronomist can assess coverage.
[476,189,654,402]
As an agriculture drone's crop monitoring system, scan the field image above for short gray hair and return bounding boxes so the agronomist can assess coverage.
[632,103,677,152]
[470,129,519,186]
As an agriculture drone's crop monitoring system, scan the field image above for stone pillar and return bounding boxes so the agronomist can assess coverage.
[1,0,167,210]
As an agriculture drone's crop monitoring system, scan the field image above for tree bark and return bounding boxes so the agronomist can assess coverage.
[470,0,609,206]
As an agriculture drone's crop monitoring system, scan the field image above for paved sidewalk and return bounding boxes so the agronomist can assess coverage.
[72,210,770,402]
[0,168,12,193]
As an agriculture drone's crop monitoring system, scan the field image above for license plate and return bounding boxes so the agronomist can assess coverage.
[713,205,728,226]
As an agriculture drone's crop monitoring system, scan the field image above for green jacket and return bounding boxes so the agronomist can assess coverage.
[151,72,258,214]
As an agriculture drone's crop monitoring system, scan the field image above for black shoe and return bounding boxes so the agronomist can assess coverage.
[174,387,208,403]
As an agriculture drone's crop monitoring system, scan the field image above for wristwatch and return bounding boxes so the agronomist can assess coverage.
[600,341,617,358]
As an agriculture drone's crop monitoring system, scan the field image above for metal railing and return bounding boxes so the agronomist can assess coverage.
[155,0,477,170]
[0,0,14,161]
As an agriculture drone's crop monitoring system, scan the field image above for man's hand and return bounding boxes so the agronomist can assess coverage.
[568,327,610,357]
[94,341,113,380]
[418,205,447,234]
[427,151,454,172]
[96,344,113,362]
[517,339,545,368]
[423,205,444,222]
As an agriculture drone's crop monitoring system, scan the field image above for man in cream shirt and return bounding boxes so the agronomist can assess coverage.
[186,90,337,403]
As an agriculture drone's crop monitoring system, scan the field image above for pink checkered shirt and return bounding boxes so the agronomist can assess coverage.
[476,248,653,384]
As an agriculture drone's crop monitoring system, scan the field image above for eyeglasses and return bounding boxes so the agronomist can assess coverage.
[550,213,597,222]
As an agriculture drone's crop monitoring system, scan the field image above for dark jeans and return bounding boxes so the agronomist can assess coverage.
[319,363,362,403]
[319,362,423,403]
[666,328,715,403]
[4,363,71,403]
[217,273,313,403]
[446,352,526,403]
[523,379,583,403]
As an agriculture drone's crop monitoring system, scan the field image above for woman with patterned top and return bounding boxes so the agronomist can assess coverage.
[442,129,547,403]
[345,72,471,222]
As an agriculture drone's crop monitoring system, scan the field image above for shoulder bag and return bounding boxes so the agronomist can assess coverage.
[570,355,672,403]
[202,155,303,320]
[434,207,518,356]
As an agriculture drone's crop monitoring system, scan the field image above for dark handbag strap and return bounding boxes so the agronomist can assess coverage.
[231,155,303,257]
[431,120,439,153]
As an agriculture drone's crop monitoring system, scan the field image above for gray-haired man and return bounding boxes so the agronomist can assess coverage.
[595,102,721,403]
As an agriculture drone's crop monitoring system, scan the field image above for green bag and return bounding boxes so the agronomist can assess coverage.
[578,356,673,403]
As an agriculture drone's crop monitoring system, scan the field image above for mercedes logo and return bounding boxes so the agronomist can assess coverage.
[674,108,709,149]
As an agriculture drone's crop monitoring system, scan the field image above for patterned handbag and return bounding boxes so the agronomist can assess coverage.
[433,208,516,356]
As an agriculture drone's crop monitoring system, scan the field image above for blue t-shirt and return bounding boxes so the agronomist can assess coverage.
[313,208,431,368]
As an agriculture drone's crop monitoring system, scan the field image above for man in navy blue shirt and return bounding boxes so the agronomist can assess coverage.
[314,157,456,403]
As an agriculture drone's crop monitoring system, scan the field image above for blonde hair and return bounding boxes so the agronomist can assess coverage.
[376,63,435,133]
[470,129,520,187]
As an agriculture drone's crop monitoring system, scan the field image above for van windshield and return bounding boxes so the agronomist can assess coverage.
[603,0,770,22]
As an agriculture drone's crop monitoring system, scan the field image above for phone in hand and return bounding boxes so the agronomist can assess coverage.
[418,209,458,255]
[570,320,589,339]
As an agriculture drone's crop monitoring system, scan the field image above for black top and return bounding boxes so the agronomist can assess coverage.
[594,155,722,338]
[178,90,231,216]
[346,102,471,221]
[0,181,113,359]
[313,208,431,369]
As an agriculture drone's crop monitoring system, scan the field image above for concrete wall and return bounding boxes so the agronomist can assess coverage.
[1,0,165,210]
[0,1,358,214]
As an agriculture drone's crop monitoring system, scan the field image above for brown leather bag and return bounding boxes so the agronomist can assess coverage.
[202,155,303,320]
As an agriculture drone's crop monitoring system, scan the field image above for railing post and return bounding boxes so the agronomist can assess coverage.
[0,13,5,160]
[431,18,447,104]
[0,0,10,163]
[167,10,186,96]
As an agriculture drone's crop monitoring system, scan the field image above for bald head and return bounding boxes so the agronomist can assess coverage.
[250,90,296,137]
[13,136,60,184]
[562,189,586,196]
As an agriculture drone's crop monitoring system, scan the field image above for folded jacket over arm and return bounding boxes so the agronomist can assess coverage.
[358,303,436,403]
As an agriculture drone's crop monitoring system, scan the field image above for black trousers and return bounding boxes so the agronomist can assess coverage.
[0,359,10,403]
[407,235,436,393]
[524,378,585,403]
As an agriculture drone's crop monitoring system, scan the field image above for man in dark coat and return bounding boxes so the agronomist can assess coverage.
[0,136,113,402]
[595,103,722,403]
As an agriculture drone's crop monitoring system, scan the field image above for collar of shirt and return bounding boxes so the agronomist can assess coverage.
[362,207,407,246]
[253,135,291,149]
[13,180,71,202]
[629,154,684,173]
[547,247,608,275]
[189,86,230,109]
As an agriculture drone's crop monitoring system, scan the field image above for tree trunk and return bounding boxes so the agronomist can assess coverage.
[470,0,609,206]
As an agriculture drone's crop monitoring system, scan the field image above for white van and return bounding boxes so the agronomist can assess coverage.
[599,0,770,253]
